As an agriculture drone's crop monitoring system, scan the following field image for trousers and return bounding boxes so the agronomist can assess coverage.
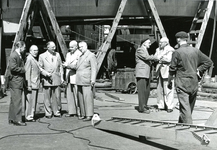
[77,85,94,117]
[8,88,23,122]
[176,88,197,124]
[157,74,174,109]
[43,86,61,117]
[25,89,38,120]
[137,78,150,112]
[66,83,80,115]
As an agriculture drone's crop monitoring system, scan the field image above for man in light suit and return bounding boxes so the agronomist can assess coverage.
[135,38,158,114]
[25,45,51,121]
[8,41,26,126]
[154,37,175,113]
[38,41,64,118]
[62,40,82,117]
[76,41,97,121]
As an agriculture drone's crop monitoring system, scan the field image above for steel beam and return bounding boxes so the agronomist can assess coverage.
[93,116,217,148]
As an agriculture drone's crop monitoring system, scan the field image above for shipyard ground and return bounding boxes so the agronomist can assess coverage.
[0,89,216,150]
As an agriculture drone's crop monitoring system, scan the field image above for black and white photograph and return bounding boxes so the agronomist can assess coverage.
[0,0,216,149]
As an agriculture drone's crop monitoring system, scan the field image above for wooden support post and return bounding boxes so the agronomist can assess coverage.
[96,0,128,73]
[41,0,68,58]
[205,109,217,126]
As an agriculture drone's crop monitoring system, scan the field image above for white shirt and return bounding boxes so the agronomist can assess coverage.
[65,49,82,83]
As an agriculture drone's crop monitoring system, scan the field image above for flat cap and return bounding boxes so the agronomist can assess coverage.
[175,31,188,38]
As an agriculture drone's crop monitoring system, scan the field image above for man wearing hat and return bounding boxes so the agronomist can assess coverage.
[168,31,212,124]
[154,37,175,113]
[135,38,158,114]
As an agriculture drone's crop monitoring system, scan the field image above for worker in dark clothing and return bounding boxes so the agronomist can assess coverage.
[168,31,213,124]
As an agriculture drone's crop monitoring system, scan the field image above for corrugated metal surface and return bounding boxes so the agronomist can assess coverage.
[2,0,200,23]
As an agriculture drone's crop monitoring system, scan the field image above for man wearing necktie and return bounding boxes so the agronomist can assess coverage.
[38,41,64,118]
[7,41,26,126]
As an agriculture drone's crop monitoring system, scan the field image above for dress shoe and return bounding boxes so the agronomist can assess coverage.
[54,114,61,117]
[83,116,92,121]
[167,109,173,113]
[25,119,36,122]
[8,120,14,125]
[13,121,27,126]
[139,109,150,114]
[78,116,85,120]
[65,114,77,117]
[45,116,52,119]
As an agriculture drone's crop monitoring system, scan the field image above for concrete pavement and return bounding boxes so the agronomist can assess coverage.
[0,89,216,150]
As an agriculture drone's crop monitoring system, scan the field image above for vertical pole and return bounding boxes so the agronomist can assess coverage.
[0,0,3,98]
[208,1,216,76]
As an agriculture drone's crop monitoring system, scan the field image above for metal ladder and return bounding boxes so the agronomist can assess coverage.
[93,116,217,148]
[188,0,214,49]
[96,0,127,73]
[98,25,104,48]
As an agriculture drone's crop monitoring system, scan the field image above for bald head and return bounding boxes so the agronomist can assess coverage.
[29,45,39,57]
[69,40,78,53]
[69,40,77,47]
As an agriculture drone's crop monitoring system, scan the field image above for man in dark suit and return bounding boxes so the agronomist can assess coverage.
[38,41,64,118]
[8,41,26,126]
[76,41,97,121]
[135,38,158,114]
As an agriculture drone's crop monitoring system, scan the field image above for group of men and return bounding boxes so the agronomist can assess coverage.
[7,30,213,126]
[7,40,97,126]
[135,31,213,124]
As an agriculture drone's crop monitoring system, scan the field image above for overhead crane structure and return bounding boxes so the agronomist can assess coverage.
[4,0,167,76]
[96,0,167,73]
[4,0,67,76]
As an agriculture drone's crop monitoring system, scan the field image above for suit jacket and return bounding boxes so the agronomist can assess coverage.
[38,51,63,86]
[135,46,156,78]
[154,45,174,79]
[65,50,82,83]
[25,54,50,89]
[8,51,25,89]
[76,50,97,86]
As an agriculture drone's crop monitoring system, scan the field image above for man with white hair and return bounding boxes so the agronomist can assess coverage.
[76,41,97,121]
[62,40,82,117]
[154,37,175,113]
[25,45,51,121]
